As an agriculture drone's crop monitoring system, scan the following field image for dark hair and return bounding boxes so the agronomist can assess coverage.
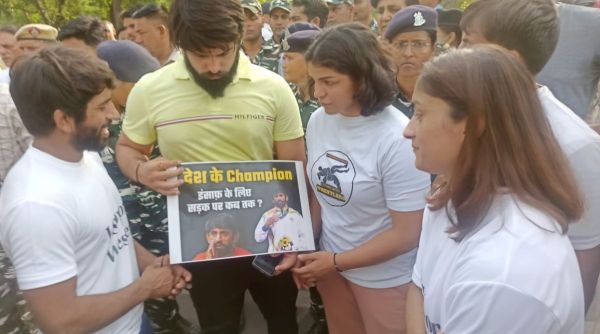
[57,16,106,47]
[292,0,330,28]
[170,0,244,51]
[132,4,169,25]
[0,25,18,35]
[426,30,437,44]
[419,46,583,240]
[461,0,558,74]
[9,46,114,136]
[305,23,397,116]
[120,4,144,21]
[205,214,238,233]
[438,26,460,46]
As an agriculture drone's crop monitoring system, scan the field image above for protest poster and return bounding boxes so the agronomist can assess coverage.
[167,161,314,264]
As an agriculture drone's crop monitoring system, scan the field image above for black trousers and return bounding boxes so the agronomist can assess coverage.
[187,257,299,334]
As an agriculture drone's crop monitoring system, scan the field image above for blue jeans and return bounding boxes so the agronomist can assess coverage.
[139,313,153,334]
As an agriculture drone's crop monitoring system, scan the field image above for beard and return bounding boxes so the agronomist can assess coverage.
[214,242,235,257]
[72,122,110,152]
[184,51,240,98]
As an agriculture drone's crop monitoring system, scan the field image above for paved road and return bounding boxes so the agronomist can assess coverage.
[178,289,314,333]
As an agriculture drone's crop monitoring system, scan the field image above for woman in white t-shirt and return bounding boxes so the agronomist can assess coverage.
[293,23,431,334]
[404,45,585,334]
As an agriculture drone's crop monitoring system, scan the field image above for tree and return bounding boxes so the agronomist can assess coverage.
[0,0,474,29]
[0,0,169,28]
[442,0,474,9]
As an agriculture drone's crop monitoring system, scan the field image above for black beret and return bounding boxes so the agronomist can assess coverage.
[438,9,463,28]
[283,22,321,42]
[282,30,321,53]
[262,2,271,14]
[384,5,438,40]
[97,40,160,83]
[286,22,321,35]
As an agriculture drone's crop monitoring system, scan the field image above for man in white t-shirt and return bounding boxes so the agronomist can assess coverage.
[0,45,191,334]
[255,191,313,252]
[459,0,600,313]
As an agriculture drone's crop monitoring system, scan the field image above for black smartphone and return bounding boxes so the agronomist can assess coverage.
[252,254,281,277]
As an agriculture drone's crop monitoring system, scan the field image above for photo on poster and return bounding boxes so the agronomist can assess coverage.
[167,161,314,264]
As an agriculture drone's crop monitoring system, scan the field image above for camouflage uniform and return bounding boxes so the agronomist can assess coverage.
[293,91,327,334]
[434,42,452,56]
[0,85,39,334]
[101,117,198,334]
[370,19,379,35]
[296,90,320,132]
[254,38,282,73]
[0,246,40,334]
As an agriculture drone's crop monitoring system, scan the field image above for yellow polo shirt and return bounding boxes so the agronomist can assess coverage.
[122,52,303,162]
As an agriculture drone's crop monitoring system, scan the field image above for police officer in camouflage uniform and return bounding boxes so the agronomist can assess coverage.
[282,30,321,131]
[0,79,39,334]
[325,0,355,26]
[241,0,283,73]
[269,0,292,43]
[97,40,200,334]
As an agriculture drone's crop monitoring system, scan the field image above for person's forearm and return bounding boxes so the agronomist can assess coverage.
[135,241,157,273]
[335,224,418,271]
[29,280,148,334]
[406,283,426,334]
[115,140,148,182]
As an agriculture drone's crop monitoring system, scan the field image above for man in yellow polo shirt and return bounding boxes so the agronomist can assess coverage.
[115,0,305,333]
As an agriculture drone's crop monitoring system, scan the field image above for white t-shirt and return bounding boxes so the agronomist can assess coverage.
[306,106,430,288]
[0,69,9,85]
[262,23,273,43]
[0,147,143,334]
[413,194,584,334]
[255,207,313,252]
[538,86,600,250]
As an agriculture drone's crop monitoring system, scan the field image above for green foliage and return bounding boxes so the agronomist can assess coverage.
[0,0,473,28]
[441,0,473,9]
[0,0,170,28]
[457,0,473,10]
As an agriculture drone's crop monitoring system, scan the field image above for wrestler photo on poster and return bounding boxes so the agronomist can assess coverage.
[167,161,314,264]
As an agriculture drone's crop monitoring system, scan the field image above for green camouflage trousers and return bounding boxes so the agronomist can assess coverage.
[0,245,39,334]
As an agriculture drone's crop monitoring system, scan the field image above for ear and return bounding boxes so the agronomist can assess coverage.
[52,109,76,134]
[506,48,526,68]
[447,32,457,46]
[310,17,321,27]
[158,25,167,36]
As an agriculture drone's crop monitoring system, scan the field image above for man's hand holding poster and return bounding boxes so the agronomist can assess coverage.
[167,161,314,263]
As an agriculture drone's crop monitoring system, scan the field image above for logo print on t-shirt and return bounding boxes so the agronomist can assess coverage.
[311,151,356,207]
